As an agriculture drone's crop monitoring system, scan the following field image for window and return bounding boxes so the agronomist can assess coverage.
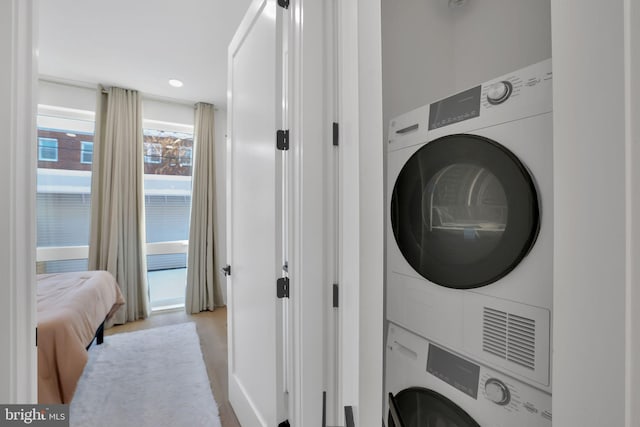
[36,105,195,303]
[179,147,192,167]
[80,141,93,164]
[143,127,194,310]
[144,142,163,164]
[38,137,59,162]
[36,108,95,274]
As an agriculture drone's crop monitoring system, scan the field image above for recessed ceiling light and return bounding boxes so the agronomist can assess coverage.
[168,79,183,88]
[448,0,468,7]
[66,133,77,137]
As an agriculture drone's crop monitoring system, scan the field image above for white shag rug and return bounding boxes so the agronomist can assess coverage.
[70,322,221,427]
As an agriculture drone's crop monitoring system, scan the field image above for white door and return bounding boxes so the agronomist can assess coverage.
[227,0,286,426]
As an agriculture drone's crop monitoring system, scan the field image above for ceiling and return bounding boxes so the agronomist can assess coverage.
[38,0,253,108]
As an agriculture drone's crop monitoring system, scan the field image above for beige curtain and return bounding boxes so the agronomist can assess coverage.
[88,86,149,324]
[186,102,223,313]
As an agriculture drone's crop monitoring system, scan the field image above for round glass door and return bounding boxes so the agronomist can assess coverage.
[391,134,539,289]
[388,387,480,427]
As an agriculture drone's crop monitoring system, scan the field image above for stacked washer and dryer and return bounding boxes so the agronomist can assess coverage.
[385,59,553,426]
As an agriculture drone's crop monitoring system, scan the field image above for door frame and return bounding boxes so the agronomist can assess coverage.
[286,0,328,425]
[336,0,385,426]
[0,0,38,404]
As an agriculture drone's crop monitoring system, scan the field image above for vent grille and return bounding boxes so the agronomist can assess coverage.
[483,307,536,370]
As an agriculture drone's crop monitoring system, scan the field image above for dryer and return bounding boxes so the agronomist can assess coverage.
[386,59,553,391]
[385,323,552,426]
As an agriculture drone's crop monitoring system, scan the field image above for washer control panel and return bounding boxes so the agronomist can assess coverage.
[479,370,552,425]
[423,339,551,425]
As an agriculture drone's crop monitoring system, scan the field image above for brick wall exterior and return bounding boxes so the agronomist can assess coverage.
[37,129,194,176]
[37,129,93,171]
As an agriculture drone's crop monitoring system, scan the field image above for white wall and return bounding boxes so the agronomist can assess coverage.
[39,79,96,112]
[628,1,640,423]
[144,98,195,129]
[551,0,638,425]
[382,0,551,126]
[381,0,453,129]
[451,0,551,91]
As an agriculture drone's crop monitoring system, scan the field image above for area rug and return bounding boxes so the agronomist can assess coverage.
[70,322,222,427]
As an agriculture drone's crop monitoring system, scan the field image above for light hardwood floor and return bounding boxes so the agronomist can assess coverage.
[106,307,241,427]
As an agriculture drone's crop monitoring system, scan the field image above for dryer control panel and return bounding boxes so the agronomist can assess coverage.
[428,85,481,130]
[388,58,553,153]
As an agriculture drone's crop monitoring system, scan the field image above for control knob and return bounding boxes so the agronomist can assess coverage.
[486,81,513,105]
[485,378,510,405]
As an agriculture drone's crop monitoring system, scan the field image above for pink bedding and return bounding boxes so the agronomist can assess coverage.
[37,270,125,404]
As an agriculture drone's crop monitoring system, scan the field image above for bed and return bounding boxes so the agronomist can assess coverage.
[37,270,125,404]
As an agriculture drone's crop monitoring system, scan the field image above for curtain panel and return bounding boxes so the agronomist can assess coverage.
[88,86,149,324]
[186,102,223,313]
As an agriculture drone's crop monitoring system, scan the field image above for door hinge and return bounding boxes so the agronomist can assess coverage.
[332,283,339,308]
[277,129,289,151]
[278,420,290,427]
[333,122,339,146]
[222,265,231,276]
[277,277,290,298]
[277,0,289,9]
[35,327,37,347]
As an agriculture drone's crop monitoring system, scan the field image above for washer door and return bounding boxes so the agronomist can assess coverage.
[388,387,480,427]
[391,134,539,289]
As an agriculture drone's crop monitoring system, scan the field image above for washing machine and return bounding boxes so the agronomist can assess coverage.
[385,323,552,426]
[386,59,553,392]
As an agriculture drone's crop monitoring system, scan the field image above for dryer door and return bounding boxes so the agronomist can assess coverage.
[388,387,480,427]
[391,133,539,289]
